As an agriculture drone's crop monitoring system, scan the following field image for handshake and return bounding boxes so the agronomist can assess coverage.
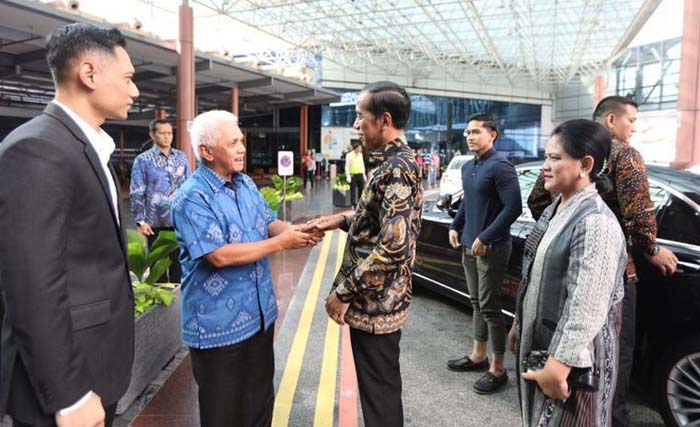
[277,214,353,324]
[278,214,348,250]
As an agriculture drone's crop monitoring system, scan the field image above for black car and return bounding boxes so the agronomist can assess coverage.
[413,162,700,427]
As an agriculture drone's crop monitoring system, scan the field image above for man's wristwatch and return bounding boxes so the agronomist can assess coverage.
[648,244,660,257]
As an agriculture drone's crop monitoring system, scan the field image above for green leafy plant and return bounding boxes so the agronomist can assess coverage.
[261,175,305,212]
[127,230,179,317]
[260,187,281,212]
[271,175,304,201]
[334,172,350,191]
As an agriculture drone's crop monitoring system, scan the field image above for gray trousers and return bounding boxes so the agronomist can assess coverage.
[462,239,512,355]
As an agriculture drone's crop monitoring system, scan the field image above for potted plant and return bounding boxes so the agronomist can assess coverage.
[333,172,352,207]
[260,186,281,218]
[261,175,304,220]
[117,230,182,414]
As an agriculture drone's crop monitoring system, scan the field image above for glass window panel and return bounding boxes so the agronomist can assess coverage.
[643,63,661,86]
[658,196,700,247]
[322,89,542,161]
[518,168,541,221]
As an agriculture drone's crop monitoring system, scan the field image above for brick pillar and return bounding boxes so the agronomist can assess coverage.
[177,0,196,171]
[593,75,606,108]
[300,104,309,175]
[231,87,239,118]
[674,0,700,169]
[155,108,167,119]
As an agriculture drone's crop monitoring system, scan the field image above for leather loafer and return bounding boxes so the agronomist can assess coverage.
[446,356,489,372]
[473,371,508,394]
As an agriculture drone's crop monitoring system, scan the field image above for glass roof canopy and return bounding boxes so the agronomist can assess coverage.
[71,0,662,91]
[187,0,662,89]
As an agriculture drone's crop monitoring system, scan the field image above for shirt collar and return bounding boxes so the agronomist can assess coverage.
[368,135,407,165]
[199,164,245,193]
[150,144,176,157]
[51,99,115,164]
[475,148,495,162]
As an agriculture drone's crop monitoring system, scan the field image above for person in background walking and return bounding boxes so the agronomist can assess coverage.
[345,141,366,208]
[303,149,316,189]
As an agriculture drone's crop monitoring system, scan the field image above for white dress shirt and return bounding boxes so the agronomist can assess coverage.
[52,100,120,225]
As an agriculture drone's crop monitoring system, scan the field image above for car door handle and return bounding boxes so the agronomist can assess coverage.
[676,261,700,274]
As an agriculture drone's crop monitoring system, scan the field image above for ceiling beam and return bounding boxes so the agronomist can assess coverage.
[238,77,274,89]
[241,94,283,104]
[195,83,237,95]
[564,0,605,83]
[460,0,513,86]
[0,50,48,68]
[135,70,168,82]
[282,89,316,100]
[15,49,45,65]
[606,0,663,67]
[195,59,213,72]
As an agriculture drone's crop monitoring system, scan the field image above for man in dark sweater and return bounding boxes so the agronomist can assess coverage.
[447,113,522,394]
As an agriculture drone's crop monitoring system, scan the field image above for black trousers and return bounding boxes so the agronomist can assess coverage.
[189,327,275,427]
[304,168,315,188]
[12,403,117,427]
[350,174,365,207]
[612,280,636,427]
[147,227,182,283]
[350,327,403,427]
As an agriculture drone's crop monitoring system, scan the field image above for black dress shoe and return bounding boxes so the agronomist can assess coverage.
[473,371,508,394]
[446,356,489,372]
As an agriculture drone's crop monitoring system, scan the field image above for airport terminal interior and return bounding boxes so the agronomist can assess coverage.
[0,0,699,426]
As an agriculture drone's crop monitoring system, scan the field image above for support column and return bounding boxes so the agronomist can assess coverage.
[231,87,239,117]
[300,104,309,176]
[674,0,700,169]
[177,0,196,171]
[593,75,606,107]
[446,102,452,152]
[155,108,167,120]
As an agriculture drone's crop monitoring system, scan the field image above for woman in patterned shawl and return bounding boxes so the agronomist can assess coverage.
[508,119,627,426]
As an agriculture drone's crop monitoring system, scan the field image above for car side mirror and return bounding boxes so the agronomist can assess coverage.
[436,194,451,211]
[450,196,462,211]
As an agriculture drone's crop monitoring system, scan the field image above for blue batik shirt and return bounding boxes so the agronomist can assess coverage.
[130,146,191,228]
[171,165,278,349]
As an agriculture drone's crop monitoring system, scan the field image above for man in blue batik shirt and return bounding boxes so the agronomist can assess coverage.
[171,110,322,427]
[130,118,190,281]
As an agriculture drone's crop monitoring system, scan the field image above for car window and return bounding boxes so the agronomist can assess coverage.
[517,168,541,221]
[648,181,672,216]
[657,195,700,247]
[449,157,471,170]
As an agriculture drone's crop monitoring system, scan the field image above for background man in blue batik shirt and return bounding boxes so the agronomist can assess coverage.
[130,118,190,282]
[171,110,322,427]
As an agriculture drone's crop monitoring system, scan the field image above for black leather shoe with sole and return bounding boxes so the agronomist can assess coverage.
[473,371,508,394]
[446,356,489,372]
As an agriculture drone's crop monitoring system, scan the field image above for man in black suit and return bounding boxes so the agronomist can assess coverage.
[0,24,139,427]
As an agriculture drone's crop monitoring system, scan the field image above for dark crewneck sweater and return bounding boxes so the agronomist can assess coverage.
[450,148,522,247]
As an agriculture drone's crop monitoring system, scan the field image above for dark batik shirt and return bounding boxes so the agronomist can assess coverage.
[332,136,423,334]
[527,139,656,281]
[130,146,191,228]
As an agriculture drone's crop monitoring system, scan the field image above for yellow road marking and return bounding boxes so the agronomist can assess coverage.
[314,232,347,426]
[272,231,334,427]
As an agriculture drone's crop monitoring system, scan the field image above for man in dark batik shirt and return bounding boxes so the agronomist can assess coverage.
[311,81,422,427]
[527,96,678,427]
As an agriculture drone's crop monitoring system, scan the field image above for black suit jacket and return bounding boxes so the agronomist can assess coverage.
[0,103,135,425]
